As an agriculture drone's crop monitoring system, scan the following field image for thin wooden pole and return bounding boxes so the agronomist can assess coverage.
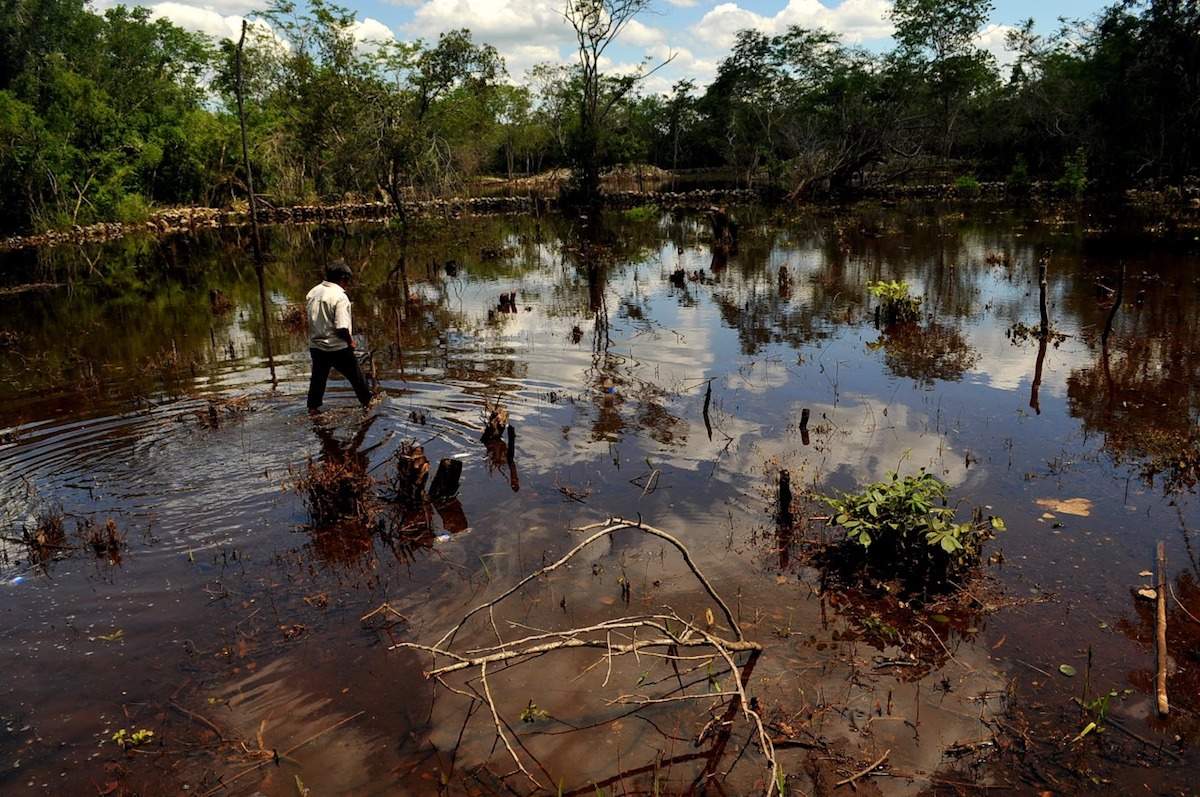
[1101,262,1125,346]
[1038,250,1050,338]
[236,21,263,264]
[236,21,275,384]
[1156,541,1169,716]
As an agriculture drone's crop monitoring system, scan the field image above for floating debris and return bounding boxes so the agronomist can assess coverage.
[1035,497,1093,516]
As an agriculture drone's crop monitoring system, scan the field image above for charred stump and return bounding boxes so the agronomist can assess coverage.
[481,400,509,443]
[393,443,430,506]
[777,469,794,530]
[708,206,738,251]
[429,458,463,504]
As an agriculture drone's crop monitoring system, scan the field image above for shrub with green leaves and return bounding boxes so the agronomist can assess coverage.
[819,468,1003,595]
[1006,155,1031,190]
[1055,148,1088,197]
[866,279,922,325]
[954,175,981,196]
[624,204,659,222]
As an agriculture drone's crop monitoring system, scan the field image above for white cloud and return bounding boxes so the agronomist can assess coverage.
[689,3,768,50]
[622,19,665,47]
[805,0,895,42]
[148,3,245,40]
[352,16,398,45]
[511,42,567,68]
[144,3,394,56]
[978,24,1018,72]
[408,0,567,42]
[404,0,573,78]
[690,0,895,51]
[89,0,259,15]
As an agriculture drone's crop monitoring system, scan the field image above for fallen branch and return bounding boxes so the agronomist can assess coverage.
[168,699,226,740]
[836,748,890,788]
[392,517,776,794]
[1155,541,1169,716]
[409,627,761,678]
[197,711,364,797]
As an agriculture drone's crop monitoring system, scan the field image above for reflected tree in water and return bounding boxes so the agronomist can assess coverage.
[870,321,978,387]
[1067,288,1200,494]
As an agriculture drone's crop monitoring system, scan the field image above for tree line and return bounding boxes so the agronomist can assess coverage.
[1,0,1197,235]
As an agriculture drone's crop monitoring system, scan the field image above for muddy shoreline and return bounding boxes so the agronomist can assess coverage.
[10,176,1196,255]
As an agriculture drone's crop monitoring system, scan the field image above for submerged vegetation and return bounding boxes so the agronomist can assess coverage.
[867,278,923,326]
[6,509,125,569]
[817,468,1003,596]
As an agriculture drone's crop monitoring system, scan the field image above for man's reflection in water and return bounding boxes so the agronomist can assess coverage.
[312,413,376,480]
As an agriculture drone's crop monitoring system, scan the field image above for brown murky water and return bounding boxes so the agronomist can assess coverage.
[1,202,1198,795]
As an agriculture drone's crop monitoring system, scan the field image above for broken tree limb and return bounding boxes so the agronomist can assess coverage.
[1038,250,1050,337]
[431,517,745,649]
[428,457,462,503]
[480,398,509,442]
[1156,540,1169,716]
[404,621,762,678]
[1101,262,1125,346]
[392,443,430,506]
[703,379,713,441]
[836,748,890,788]
[391,516,778,794]
[778,469,794,529]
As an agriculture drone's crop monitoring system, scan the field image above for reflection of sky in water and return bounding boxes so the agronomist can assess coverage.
[2,207,1200,793]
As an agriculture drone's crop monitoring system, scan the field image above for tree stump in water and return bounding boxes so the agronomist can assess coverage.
[777,469,794,530]
[708,206,739,250]
[429,458,463,503]
[394,443,430,506]
[481,399,509,442]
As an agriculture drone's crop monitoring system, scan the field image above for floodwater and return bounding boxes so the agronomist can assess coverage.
[1,201,1198,795]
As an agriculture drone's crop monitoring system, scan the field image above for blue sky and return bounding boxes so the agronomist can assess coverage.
[117,0,1117,93]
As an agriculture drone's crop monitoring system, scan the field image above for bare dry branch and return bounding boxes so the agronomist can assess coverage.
[391,517,776,793]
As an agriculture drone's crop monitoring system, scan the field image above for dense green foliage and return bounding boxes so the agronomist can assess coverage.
[820,468,1004,594]
[2,0,1199,234]
[867,279,922,325]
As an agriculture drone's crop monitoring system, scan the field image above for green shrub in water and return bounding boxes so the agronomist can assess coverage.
[1006,155,1031,190]
[624,204,659,222]
[1054,148,1088,197]
[819,468,1003,595]
[867,279,922,325]
[954,174,981,196]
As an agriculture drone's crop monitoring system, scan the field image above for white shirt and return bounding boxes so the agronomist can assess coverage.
[306,280,353,351]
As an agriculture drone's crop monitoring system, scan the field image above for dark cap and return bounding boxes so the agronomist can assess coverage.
[325,260,353,281]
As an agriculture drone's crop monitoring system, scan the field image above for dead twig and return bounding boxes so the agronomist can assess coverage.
[480,660,541,789]
[197,711,364,797]
[835,748,890,788]
[167,700,226,740]
[360,602,408,624]
[392,517,777,794]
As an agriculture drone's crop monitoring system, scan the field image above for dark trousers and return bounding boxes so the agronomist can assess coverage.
[308,347,372,409]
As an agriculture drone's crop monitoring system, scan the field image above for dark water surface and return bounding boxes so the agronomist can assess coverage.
[1,202,1198,795]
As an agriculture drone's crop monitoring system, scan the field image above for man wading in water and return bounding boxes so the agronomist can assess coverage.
[306,260,373,410]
